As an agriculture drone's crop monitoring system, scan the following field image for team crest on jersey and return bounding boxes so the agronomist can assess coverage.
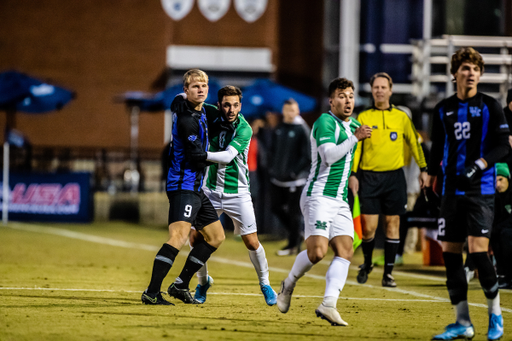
[390,132,397,141]
[188,135,198,142]
[469,107,481,117]
[219,131,227,148]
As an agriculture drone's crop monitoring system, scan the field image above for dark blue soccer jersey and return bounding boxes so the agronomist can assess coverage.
[429,92,510,196]
[166,107,209,192]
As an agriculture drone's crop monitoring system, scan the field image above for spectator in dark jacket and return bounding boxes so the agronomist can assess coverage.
[269,99,311,256]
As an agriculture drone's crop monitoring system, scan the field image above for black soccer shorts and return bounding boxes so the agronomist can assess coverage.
[359,169,407,216]
[437,195,494,243]
[167,190,219,229]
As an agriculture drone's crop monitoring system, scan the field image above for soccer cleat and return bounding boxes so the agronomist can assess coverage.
[141,290,174,306]
[487,314,504,341]
[432,322,475,340]
[277,280,295,313]
[357,263,373,284]
[168,283,200,304]
[260,284,277,306]
[315,304,348,326]
[382,274,397,287]
[194,275,213,304]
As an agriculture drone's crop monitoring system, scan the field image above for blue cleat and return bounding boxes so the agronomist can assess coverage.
[432,322,475,340]
[487,314,504,341]
[260,284,277,306]
[193,275,213,304]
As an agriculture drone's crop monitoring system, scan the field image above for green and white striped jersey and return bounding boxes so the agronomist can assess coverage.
[306,112,361,202]
[204,104,252,194]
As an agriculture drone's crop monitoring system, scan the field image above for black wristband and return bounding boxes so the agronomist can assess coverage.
[420,166,428,173]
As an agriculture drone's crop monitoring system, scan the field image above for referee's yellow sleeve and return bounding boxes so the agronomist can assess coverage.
[403,114,427,169]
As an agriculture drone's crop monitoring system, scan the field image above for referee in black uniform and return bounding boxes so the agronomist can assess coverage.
[429,47,508,341]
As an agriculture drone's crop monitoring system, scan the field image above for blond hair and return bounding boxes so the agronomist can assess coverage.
[183,69,209,88]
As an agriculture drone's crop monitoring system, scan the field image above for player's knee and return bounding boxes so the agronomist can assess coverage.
[307,249,326,264]
[242,235,259,250]
[338,247,354,261]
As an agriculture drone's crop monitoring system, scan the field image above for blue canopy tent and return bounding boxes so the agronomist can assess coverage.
[241,78,317,118]
[0,70,74,223]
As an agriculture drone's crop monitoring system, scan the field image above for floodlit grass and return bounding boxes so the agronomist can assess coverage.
[0,221,510,340]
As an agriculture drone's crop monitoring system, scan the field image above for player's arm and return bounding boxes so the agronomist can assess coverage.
[206,146,238,164]
[403,113,428,170]
[480,100,510,166]
[206,120,251,165]
[170,93,188,113]
[318,122,371,165]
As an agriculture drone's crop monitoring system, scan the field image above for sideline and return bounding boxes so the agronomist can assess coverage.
[3,222,511,314]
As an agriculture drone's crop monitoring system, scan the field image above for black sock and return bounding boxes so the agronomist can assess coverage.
[147,243,179,293]
[362,238,375,267]
[443,252,467,305]
[175,241,217,289]
[470,252,499,299]
[384,238,400,275]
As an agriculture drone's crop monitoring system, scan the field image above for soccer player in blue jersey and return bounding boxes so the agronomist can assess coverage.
[141,69,225,306]
[428,48,509,341]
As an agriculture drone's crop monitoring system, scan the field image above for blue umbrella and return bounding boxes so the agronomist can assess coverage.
[241,78,317,117]
[0,70,74,113]
[119,78,222,112]
[0,70,75,224]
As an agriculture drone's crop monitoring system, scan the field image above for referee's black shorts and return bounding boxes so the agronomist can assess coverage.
[167,190,219,229]
[437,195,494,243]
[359,169,407,216]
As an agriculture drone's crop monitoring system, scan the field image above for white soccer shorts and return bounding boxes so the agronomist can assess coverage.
[204,188,257,236]
[300,190,354,241]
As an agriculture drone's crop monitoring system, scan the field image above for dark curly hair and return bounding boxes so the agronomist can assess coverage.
[450,47,485,76]
[328,78,355,97]
[218,85,242,103]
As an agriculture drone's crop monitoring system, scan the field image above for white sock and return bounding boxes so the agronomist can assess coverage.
[454,301,471,326]
[488,293,502,316]
[196,263,208,285]
[323,257,350,307]
[322,296,337,308]
[285,250,313,287]
[248,244,270,286]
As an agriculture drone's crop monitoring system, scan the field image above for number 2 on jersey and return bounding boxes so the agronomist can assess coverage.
[454,122,470,140]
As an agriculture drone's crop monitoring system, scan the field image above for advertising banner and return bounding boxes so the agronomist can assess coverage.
[0,172,92,223]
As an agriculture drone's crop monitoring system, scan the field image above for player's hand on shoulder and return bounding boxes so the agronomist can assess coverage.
[171,93,188,113]
[355,125,372,141]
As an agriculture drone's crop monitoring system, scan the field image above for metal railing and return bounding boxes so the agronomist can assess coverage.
[412,35,512,104]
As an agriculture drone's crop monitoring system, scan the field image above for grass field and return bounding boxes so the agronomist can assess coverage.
[0,221,510,341]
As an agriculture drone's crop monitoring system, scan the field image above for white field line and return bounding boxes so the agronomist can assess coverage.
[3,222,511,314]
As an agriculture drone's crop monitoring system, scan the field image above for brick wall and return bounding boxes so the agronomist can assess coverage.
[0,0,167,149]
